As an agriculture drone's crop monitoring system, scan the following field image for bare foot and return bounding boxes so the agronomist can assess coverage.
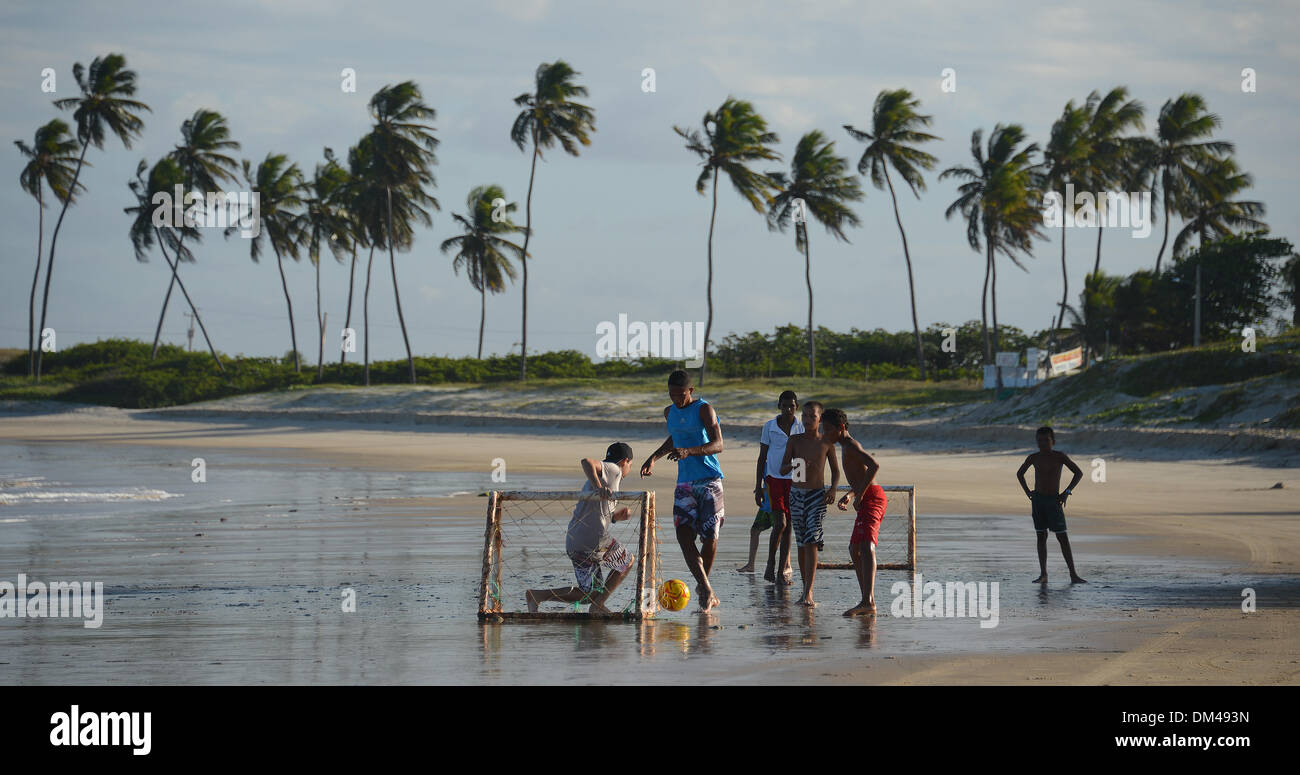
[763,566,775,583]
[799,597,818,608]
[525,590,540,613]
[1070,575,1088,584]
[782,569,794,586]
[1032,575,1048,584]
[843,602,876,617]
[703,594,721,611]
[693,582,719,611]
[737,563,755,573]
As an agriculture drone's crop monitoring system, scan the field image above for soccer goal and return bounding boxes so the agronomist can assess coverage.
[479,490,662,621]
[816,485,916,571]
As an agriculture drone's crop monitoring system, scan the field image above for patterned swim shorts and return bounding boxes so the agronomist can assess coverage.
[790,486,828,549]
[568,538,633,593]
[673,478,725,540]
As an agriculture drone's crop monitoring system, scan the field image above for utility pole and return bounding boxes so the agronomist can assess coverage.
[183,311,196,352]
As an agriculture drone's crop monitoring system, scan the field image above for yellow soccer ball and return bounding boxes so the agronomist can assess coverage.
[658,578,691,611]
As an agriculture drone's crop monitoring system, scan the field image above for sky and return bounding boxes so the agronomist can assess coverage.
[2,0,1297,363]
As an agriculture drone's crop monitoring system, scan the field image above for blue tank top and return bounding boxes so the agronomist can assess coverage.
[667,398,724,483]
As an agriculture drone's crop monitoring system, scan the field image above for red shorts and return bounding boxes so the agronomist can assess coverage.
[850,484,887,547]
[765,476,792,517]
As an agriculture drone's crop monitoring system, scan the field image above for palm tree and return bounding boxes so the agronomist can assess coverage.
[441,186,525,358]
[364,82,439,384]
[151,109,241,359]
[1136,94,1233,272]
[242,153,307,372]
[843,89,940,379]
[1043,98,1094,349]
[941,125,1043,368]
[15,119,82,377]
[325,147,362,368]
[302,153,355,380]
[125,158,223,372]
[766,130,862,378]
[39,53,149,382]
[1082,88,1144,276]
[510,61,596,381]
[345,139,388,386]
[1172,156,1265,259]
[674,97,781,384]
[1067,270,1122,366]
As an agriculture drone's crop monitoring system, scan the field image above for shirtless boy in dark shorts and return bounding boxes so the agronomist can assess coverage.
[1016,426,1086,584]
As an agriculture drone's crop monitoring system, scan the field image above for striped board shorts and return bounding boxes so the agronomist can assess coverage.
[790,486,828,549]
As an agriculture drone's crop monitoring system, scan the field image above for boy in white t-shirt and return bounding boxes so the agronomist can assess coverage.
[746,390,802,586]
[526,443,635,614]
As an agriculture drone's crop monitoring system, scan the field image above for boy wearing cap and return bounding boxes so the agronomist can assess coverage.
[526,442,636,614]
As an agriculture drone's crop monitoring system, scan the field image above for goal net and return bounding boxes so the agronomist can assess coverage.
[479,490,661,620]
[816,485,916,571]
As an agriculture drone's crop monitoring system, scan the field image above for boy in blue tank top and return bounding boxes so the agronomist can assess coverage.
[640,370,725,611]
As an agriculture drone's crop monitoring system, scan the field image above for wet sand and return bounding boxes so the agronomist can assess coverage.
[0,408,1297,684]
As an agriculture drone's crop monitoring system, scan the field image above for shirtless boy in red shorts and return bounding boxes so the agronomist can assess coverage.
[822,408,884,617]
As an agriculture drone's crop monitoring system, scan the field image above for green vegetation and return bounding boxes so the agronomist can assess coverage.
[0,338,985,411]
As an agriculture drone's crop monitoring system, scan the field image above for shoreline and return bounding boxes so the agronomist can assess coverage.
[4,398,1298,465]
[2,402,1296,576]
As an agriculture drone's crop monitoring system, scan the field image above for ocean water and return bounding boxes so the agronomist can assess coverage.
[0,439,1290,685]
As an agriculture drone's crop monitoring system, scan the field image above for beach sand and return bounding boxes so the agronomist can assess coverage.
[1,405,1296,684]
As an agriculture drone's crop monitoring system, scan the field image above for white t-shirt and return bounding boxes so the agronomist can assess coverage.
[760,416,805,480]
[566,461,623,555]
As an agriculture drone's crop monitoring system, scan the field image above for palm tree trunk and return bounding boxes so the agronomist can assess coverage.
[1093,223,1104,275]
[884,168,925,379]
[150,260,179,359]
[385,187,416,384]
[991,242,1003,391]
[701,166,719,386]
[980,242,992,364]
[154,227,224,373]
[28,186,44,377]
[519,138,539,381]
[363,244,375,386]
[315,257,324,381]
[478,283,486,360]
[803,224,814,379]
[35,140,90,383]
[342,245,357,365]
[1055,220,1069,336]
[151,231,185,360]
[274,245,300,372]
[1155,197,1171,273]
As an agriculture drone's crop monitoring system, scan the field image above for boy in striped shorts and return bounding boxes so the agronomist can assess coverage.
[778,401,840,607]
